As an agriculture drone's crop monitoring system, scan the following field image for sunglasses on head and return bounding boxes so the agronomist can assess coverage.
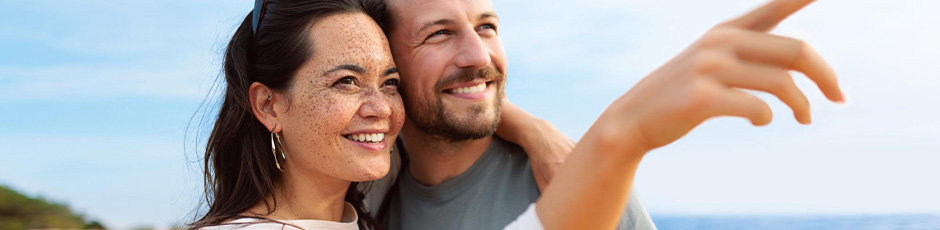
[251,0,269,35]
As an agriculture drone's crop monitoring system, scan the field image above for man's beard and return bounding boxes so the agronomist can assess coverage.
[405,67,505,142]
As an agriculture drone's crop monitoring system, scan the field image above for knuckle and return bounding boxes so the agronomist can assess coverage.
[775,77,800,98]
[690,51,734,75]
[684,81,718,110]
[765,74,789,93]
[788,39,810,66]
[700,28,737,48]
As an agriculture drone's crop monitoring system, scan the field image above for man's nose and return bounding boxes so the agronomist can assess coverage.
[453,32,491,69]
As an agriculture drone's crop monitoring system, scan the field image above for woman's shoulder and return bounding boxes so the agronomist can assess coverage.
[198,202,361,230]
[197,218,302,230]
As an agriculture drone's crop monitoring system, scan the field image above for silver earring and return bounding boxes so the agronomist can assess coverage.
[274,132,288,161]
[267,92,273,100]
[271,132,286,172]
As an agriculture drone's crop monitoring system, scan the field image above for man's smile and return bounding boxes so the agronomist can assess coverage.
[442,80,495,100]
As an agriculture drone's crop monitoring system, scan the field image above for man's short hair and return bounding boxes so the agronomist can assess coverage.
[362,0,394,35]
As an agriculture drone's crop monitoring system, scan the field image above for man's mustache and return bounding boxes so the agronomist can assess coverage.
[434,67,504,92]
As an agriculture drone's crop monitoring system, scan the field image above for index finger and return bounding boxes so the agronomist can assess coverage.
[724,0,816,31]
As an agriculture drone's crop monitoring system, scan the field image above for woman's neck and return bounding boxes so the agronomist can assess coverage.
[247,169,351,222]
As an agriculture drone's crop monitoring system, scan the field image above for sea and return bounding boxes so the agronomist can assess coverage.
[650,214,940,230]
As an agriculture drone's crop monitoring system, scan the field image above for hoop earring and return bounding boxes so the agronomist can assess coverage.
[267,92,273,100]
[271,131,287,172]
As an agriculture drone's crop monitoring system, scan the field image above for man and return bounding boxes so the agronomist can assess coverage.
[364,0,844,229]
[362,0,656,229]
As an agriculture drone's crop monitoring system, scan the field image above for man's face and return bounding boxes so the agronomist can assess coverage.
[386,0,508,142]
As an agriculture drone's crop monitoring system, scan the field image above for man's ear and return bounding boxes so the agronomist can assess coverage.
[249,82,282,133]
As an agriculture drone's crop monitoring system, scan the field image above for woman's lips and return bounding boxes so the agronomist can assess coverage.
[343,132,387,151]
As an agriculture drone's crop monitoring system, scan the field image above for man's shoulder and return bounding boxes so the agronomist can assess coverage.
[480,137,538,192]
[482,137,533,176]
[489,136,528,158]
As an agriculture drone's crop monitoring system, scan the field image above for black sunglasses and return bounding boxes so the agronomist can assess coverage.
[251,0,269,35]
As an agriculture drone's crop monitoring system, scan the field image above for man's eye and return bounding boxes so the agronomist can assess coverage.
[333,76,358,86]
[479,24,496,32]
[425,30,448,41]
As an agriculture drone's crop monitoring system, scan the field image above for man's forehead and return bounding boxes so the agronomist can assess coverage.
[390,0,496,29]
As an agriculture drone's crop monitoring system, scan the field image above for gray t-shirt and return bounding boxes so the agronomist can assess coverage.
[384,137,656,230]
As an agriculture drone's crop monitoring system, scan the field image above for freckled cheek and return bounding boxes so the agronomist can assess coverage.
[321,97,361,135]
[293,94,358,148]
[389,95,406,131]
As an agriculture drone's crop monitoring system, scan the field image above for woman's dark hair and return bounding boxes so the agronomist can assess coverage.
[190,0,383,229]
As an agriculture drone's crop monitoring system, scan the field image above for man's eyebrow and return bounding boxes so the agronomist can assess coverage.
[324,64,366,75]
[384,67,399,76]
[479,12,498,21]
[417,19,453,34]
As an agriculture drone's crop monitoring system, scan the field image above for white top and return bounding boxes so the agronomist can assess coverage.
[199,202,360,230]
[503,203,544,230]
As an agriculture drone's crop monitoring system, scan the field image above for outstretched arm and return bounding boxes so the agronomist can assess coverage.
[517,0,845,229]
[497,98,574,191]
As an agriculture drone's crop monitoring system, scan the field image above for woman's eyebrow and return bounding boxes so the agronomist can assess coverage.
[324,64,366,75]
[384,67,399,76]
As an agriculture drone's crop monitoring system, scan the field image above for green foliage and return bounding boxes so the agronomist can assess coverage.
[0,184,107,229]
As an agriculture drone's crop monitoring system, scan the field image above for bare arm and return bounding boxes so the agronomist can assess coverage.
[497,98,574,191]
[530,0,845,229]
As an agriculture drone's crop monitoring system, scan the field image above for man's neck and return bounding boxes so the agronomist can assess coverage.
[400,124,494,186]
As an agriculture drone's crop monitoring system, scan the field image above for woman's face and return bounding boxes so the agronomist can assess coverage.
[277,13,404,182]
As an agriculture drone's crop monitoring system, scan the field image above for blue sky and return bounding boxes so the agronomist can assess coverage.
[1,0,938,229]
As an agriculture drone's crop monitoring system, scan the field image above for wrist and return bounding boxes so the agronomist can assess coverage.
[517,118,550,151]
[582,117,650,162]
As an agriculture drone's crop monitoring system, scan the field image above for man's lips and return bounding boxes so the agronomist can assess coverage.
[441,81,494,100]
[442,80,492,94]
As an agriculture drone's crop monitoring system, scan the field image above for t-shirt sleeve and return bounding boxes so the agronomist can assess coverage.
[617,190,657,230]
[503,191,657,230]
[503,203,544,230]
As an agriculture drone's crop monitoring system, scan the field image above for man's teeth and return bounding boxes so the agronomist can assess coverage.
[450,82,486,94]
[344,133,385,143]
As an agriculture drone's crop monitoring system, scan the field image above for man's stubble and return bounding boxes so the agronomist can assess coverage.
[404,66,505,142]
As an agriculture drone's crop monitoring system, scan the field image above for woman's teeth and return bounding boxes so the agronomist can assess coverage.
[344,133,385,143]
[448,82,486,94]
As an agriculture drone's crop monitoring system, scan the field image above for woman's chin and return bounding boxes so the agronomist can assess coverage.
[350,156,391,182]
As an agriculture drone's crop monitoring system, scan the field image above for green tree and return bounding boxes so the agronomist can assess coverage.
[0,184,107,229]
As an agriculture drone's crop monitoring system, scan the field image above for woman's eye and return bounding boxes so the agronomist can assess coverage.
[383,78,400,88]
[333,76,358,87]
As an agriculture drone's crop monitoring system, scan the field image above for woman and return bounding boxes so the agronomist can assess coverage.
[189,0,566,229]
[191,0,400,228]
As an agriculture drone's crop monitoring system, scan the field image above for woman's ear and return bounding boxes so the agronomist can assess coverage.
[249,82,282,133]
